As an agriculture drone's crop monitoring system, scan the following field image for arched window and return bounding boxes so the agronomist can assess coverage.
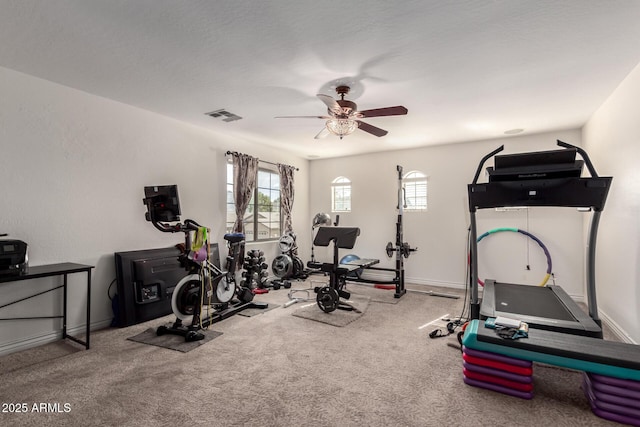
[403,171,427,211]
[331,176,351,212]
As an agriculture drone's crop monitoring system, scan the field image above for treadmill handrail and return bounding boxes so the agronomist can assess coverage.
[557,140,598,178]
[472,145,504,184]
[473,141,599,185]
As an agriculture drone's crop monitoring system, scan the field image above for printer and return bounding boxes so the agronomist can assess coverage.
[0,239,28,276]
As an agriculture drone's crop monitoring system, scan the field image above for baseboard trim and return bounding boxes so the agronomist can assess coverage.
[356,271,466,290]
[599,309,636,344]
[0,319,112,356]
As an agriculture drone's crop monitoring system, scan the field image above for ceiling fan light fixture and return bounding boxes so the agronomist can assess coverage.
[326,119,358,139]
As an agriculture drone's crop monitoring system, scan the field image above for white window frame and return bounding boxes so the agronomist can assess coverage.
[331,176,351,212]
[403,170,427,211]
[226,162,282,242]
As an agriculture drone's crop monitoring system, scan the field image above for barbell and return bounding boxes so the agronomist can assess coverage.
[385,241,417,258]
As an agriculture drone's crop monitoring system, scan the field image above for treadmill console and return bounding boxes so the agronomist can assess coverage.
[487,148,584,182]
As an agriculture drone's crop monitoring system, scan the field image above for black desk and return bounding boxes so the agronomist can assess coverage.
[0,263,93,349]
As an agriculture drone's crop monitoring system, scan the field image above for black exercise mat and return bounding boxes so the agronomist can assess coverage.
[236,303,280,317]
[292,294,370,327]
[127,327,223,352]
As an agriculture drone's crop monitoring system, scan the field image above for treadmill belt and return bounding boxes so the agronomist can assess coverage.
[494,283,576,322]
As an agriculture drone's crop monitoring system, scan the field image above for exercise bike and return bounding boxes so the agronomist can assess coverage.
[143,185,267,342]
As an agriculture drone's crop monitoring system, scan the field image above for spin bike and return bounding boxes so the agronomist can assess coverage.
[143,186,267,342]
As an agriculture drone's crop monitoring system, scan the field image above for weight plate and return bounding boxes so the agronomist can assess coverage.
[272,254,293,278]
[402,243,409,258]
[293,256,304,276]
[386,242,394,258]
[316,287,339,313]
[278,233,296,253]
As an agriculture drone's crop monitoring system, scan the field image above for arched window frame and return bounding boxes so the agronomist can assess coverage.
[403,170,428,211]
[331,176,351,212]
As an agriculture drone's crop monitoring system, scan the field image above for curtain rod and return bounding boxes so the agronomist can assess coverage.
[225,150,299,171]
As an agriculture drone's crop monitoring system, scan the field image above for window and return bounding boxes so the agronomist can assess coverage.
[331,176,351,212]
[403,171,427,211]
[226,163,281,242]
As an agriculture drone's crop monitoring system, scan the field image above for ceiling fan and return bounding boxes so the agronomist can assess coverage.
[276,85,408,139]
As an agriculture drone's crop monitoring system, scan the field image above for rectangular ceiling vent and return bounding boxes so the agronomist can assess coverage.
[205,109,242,122]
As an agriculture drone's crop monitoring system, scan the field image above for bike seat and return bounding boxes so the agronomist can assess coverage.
[224,233,245,243]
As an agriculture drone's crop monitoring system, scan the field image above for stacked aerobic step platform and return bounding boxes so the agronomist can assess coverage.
[582,372,640,426]
[462,346,534,399]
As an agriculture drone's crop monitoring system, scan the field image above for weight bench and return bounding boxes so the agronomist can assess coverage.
[462,319,640,425]
[312,226,361,313]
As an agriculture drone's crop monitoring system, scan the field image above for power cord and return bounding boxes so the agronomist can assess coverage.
[429,228,473,342]
[428,320,458,339]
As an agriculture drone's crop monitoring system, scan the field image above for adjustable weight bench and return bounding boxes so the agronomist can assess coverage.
[312,226,361,312]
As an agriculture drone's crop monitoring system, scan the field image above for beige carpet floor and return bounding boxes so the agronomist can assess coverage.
[0,281,619,426]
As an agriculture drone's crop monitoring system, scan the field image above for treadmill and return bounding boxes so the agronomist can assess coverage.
[467,140,612,338]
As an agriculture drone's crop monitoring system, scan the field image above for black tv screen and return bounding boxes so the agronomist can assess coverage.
[114,246,185,327]
[114,244,222,327]
[143,185,181,222]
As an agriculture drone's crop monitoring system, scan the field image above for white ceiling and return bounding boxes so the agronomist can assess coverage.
[2,1,640,159]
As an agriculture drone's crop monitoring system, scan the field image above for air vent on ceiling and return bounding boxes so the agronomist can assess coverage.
[205,109,242,122]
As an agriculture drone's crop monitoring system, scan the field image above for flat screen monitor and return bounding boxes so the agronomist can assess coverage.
[114,246,187,327]
[114,244,222,327]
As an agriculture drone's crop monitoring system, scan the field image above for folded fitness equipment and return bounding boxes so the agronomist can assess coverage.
[142,185,267,341]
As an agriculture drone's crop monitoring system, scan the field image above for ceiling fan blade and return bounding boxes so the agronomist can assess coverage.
[357,106,408,118]
[356,120,388,137]
[314,128,330,139]
[316,94,343,115]
[275,115,330,119]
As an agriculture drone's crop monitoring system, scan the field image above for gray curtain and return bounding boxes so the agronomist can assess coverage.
[278,164,295,234]
[232,153,259,234]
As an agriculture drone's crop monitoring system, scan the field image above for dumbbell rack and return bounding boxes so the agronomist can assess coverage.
[240,249,269,290]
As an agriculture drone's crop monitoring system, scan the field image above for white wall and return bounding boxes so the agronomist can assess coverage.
[0,66,309,354]
[583,61,640,344]
[309,129,586,297]
[3,56,637,352]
